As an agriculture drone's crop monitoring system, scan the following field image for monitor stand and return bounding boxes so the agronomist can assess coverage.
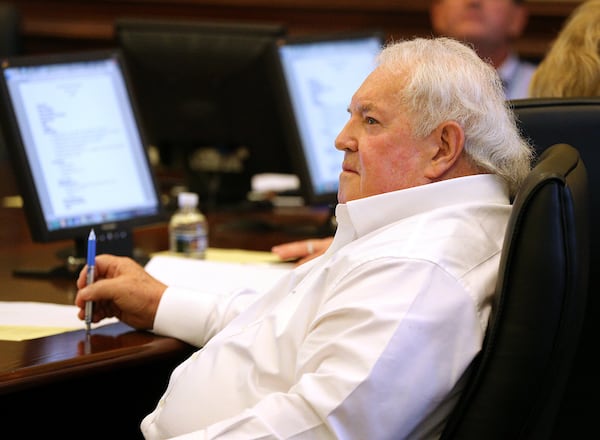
[12,228,148,279]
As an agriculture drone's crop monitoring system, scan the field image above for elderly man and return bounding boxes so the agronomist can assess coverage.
[76,37,533,439]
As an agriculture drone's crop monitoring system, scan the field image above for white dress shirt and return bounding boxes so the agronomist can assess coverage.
[142,174,511,440]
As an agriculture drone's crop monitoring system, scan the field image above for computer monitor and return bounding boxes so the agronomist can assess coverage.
[0,49,165,275]
[273,32,384,207]
[115,18,294,210]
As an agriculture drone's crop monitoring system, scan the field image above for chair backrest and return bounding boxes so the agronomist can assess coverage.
[511,98,600,153]
[441,143,590,439]
[511,98,599,247]
[511,97,600,437]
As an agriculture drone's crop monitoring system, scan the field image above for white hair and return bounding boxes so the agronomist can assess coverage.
[378,37,534,196]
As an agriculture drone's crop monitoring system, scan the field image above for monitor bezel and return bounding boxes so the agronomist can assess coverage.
[114,17,294,210]
[0,49,166,251]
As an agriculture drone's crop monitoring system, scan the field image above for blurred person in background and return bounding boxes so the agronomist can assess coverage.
[529,0,600,98]
[429,0,536,100]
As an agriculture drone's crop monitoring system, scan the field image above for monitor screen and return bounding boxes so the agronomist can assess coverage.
[0,49,165,268]
[273,32,383,207]
[115,18,295,210]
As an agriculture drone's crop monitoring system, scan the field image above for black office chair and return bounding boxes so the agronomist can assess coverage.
[511,98,600,438]
[441,143,590,439]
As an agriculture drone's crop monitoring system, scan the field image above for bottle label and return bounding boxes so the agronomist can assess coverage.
[173,231,207,256]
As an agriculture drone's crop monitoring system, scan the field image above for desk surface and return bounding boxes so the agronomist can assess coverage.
[0,321,184,394]
[0,158,330,399]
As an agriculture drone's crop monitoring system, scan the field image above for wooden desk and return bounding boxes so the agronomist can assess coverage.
[0,159,329,438]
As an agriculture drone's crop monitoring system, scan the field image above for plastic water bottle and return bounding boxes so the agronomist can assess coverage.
[169,192,208,259]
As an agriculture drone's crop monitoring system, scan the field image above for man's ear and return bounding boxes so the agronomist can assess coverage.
[424,121,465,180]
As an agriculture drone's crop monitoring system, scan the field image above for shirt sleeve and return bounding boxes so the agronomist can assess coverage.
[152,285,263,347]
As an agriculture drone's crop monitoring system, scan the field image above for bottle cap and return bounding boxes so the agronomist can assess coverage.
[178,192,198,208]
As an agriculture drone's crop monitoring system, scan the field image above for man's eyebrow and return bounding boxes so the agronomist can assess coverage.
[349,102,374,114]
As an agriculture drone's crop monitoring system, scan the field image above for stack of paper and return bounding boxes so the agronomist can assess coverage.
[145,252,293,296]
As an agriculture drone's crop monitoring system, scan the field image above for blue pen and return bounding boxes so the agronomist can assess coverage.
[85,228,96,332]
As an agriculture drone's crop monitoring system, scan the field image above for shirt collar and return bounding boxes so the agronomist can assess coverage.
[337,174,509,239]
[498,52,519,82]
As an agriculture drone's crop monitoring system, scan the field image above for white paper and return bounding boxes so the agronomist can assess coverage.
[0,301,118,328]
[144,254,292,296]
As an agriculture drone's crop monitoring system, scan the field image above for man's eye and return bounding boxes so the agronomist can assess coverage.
[366,117,377,125]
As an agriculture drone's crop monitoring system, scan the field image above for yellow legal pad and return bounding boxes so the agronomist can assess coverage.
[0,325,75,341]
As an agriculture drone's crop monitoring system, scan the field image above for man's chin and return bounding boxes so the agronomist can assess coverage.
[338,190,362,204]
